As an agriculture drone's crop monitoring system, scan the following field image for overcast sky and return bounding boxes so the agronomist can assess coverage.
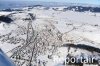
[1,0,100,5]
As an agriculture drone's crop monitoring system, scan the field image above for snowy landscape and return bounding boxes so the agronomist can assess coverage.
[0,4,100,66]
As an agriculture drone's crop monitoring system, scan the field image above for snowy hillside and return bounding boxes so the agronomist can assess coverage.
[0,6,100,66]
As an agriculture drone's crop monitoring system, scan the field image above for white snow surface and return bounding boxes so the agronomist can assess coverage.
[0,6,100,66]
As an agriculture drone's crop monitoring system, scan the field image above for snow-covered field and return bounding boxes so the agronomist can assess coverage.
[0,6,100,66]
